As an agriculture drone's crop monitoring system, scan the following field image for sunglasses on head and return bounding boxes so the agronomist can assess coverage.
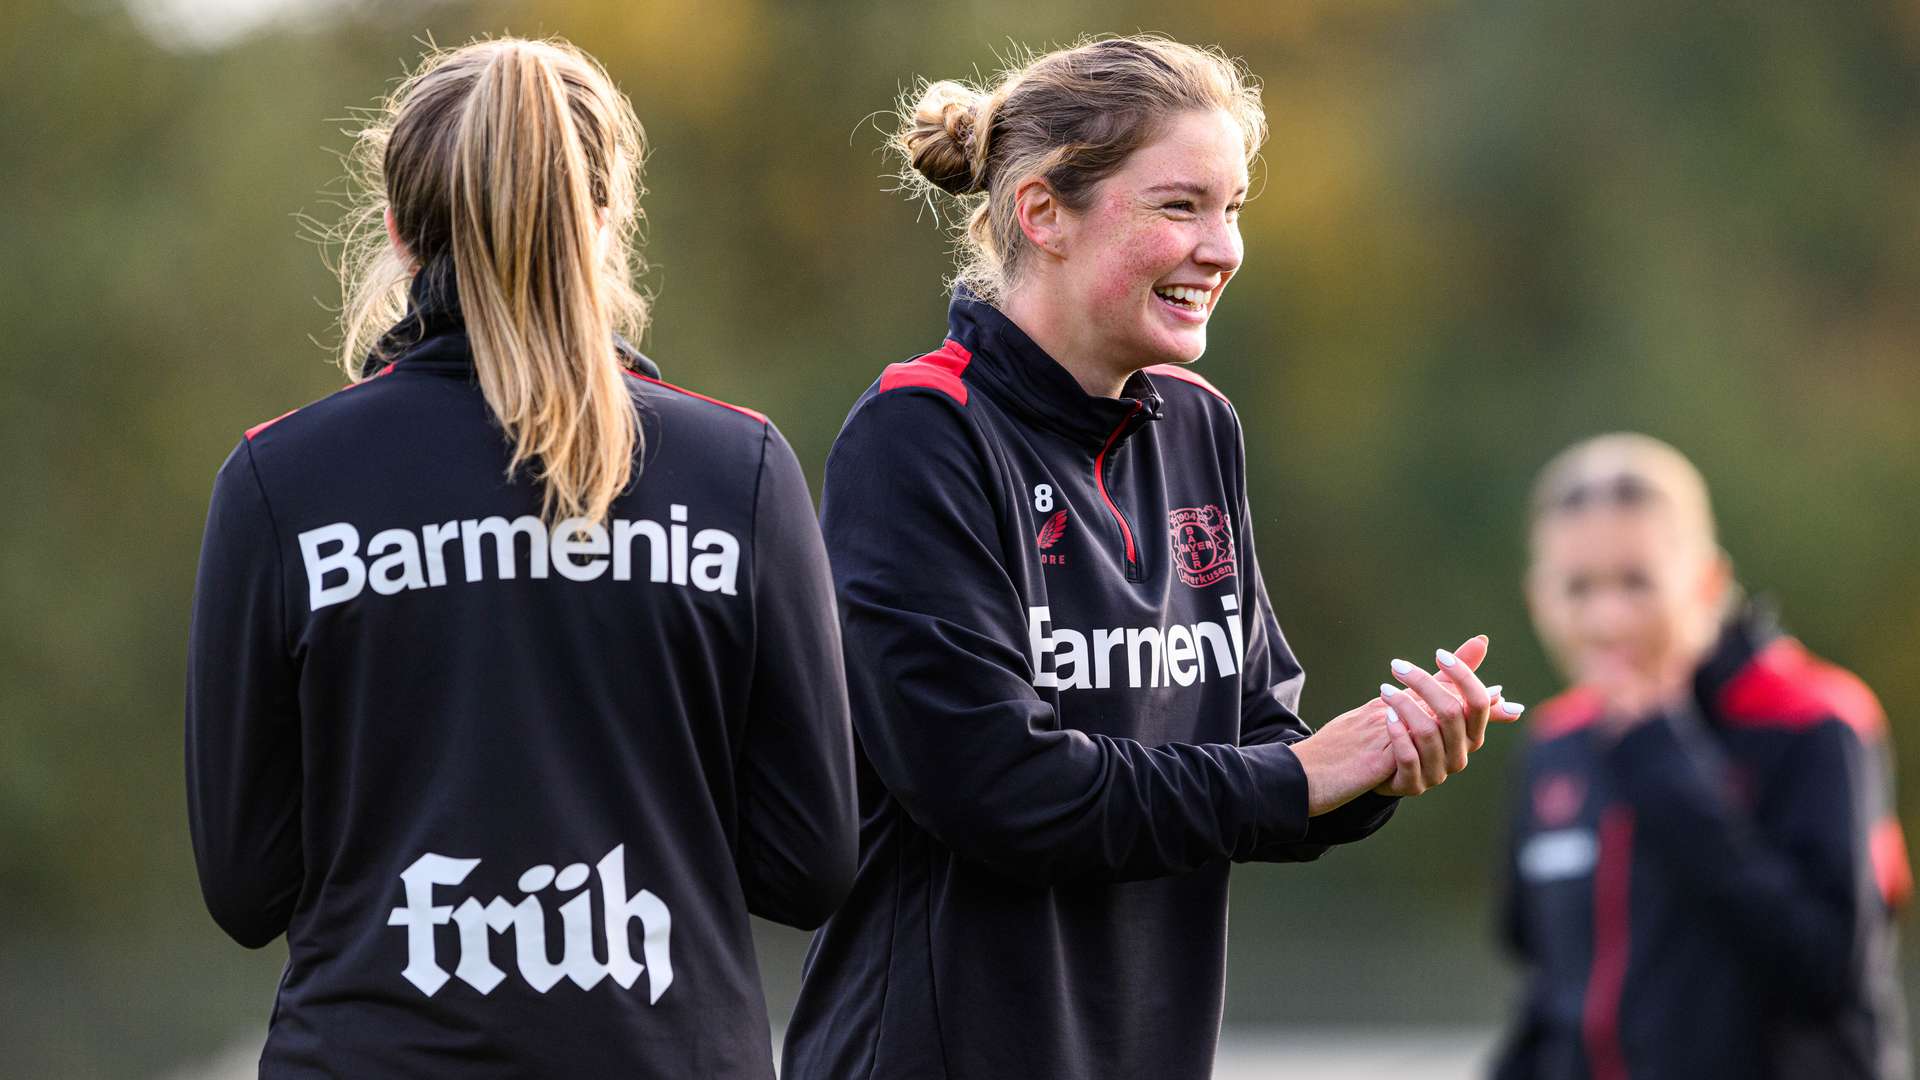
[1549,472,1661,513]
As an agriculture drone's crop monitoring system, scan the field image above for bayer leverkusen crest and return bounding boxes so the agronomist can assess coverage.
[1168,505,1236,587]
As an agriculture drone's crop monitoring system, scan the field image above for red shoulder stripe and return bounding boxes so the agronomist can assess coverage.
[1873,817,1913,911]
[244,363,395,440]
[879,339,972,404]
[1530,686,1605,741]
[1717,638,1886,740]
[1144,363,1231,404]
[626,371,768,424]
[244,409,298,440]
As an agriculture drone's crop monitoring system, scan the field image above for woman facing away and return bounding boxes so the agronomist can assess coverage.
[1495,433,1910,1080]
[783,36,1526,1080]
[185,37,857,1078]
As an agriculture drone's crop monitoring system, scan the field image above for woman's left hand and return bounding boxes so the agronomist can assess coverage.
[1374,634,1525,795]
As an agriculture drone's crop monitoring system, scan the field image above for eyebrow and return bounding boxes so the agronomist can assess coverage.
[1143,182,1250,198]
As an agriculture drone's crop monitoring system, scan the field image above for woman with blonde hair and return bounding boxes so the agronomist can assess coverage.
[783,36,1521,1079]
[1496,432,1909,1079]
[185,37,855,1077]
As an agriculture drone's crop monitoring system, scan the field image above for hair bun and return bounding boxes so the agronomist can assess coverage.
[903,80,985,196]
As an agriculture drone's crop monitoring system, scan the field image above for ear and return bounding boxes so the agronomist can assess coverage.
[1698,548,1734,617]
[384,206,414,269]
[1521,542,1549,620]
[1013,177,1069,260]
[1524,556,1579,677]
[1522,563,1549,642]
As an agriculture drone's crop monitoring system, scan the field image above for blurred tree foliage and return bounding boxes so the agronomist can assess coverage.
[3,0,1917,1074]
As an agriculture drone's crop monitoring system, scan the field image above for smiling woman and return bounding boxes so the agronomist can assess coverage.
[781,35,1517,1080]
[897,39,1264,396]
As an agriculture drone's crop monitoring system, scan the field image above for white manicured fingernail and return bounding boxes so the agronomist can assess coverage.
[1486,685,1504,697]
[1390,659,1414,676]
[1380,683,1400,698]
[1502,701,1524,716]
[1385,711,1403,728]
[1436,648,1459,668]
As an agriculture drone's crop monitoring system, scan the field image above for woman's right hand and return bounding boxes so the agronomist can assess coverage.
[1288,700,1405,816]
[1291,634,1527,812]
[1372,634,1524,796]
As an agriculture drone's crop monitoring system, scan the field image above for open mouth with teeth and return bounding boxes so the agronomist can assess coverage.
[1153,285,1212,313]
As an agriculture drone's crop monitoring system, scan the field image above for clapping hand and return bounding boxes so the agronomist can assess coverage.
[1372,634,1524,796]
[1291,635,1524,814]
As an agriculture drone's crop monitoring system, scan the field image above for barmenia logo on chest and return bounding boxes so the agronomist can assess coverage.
[1028,594,1245,692]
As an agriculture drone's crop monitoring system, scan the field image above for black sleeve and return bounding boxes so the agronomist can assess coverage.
[733,425,858,930]
[184,440,303,949]
[824,389,1314,889]
[1229,419,1395,862]
[1606,707,1869,1013]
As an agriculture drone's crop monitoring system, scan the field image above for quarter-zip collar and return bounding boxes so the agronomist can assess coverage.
[945,289,1161,451]
[363,257,660,380]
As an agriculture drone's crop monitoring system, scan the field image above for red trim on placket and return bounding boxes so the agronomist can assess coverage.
[1143,363,1231,404]
[1094,402,1143,578]
[1583,806,1635,1080]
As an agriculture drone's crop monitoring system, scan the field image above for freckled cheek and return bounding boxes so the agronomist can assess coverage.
[1087,226,1188,306]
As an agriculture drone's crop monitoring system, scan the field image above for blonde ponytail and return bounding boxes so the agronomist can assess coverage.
[330,37,650,524]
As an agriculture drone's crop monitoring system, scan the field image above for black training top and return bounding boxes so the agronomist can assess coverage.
[185,272,857,1079]
[1494,606,1911,1080]
[781,291,1398,1080]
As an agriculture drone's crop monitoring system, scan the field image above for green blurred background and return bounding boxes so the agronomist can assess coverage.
[4,0,1918,1075]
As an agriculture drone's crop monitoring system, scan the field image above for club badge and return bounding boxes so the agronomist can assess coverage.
[1167,504,1235,587]
[1532,773,1587,828]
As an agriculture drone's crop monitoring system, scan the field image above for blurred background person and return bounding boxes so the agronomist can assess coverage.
[1495,433,1910,1080]
[185,36,855,1077]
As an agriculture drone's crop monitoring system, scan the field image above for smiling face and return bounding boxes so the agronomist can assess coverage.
[1043,109,1249,375]
[1528,503,1730,695]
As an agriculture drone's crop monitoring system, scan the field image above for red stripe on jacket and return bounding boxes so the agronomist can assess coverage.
[1530,686,1605,742]
[626,371,768,424]
[1716,638,1887,740]
[1583,806,1636,1080]
[245,363,395,440]
[879,339,972,404]
[1873,817,1914,911]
